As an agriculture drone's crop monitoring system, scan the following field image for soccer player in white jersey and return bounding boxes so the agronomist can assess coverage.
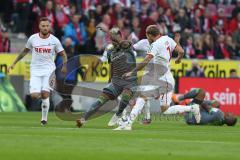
[114,25,200,130]
[133,38,176,124]
[7,17,67,125]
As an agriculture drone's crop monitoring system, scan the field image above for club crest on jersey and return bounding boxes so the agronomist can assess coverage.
[35,47,51,53]
[165,41,169,47]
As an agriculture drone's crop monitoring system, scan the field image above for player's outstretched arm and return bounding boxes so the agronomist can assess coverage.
[134,54,153,72]
[174,45,184,64]
[7,48,30,73]
[173,33,184,64]
[59,50,68,74]
[122,54,153,78]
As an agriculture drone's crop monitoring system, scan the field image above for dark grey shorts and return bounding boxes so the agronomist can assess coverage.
[103,82,136,99]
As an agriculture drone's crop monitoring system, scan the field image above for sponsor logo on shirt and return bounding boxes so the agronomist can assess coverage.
[34,47,52,53]
[111,52,125,62]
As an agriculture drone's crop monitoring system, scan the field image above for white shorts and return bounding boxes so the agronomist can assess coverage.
[29,74,51,94]
[159,91,173,106]
[157,71,175,93]
[138,70,175,99]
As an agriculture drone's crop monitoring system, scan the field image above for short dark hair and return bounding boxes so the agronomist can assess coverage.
[146,25,160,37]
[39,17,51,24]
[225,113,237,126]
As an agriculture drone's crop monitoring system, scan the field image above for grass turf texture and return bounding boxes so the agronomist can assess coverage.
[0,112,240,160]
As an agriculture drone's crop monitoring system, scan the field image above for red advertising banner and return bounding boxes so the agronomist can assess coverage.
[179,77,240,115]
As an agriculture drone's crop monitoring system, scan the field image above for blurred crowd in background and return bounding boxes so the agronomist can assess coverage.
[0,0,240,60]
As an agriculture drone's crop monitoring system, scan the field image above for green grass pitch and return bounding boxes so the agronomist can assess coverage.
[0,112,240,160]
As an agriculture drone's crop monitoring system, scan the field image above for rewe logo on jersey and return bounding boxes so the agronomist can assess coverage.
[35,47,51,53]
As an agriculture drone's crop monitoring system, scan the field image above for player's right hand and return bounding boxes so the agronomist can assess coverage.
[122,72,132,79]
[175,59,181,64]
[7,64,14,73]
[175,52,183,64]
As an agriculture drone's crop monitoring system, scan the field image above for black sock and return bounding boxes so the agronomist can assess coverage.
[179,89,200,101]
[115,100,129,117]
[83,95,109,120]
[84,100,103,120]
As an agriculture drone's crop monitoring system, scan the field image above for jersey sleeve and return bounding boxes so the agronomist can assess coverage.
[25,36,33,50]
[133,39,149,52]
[133,51,137,57]
[55,38,64,53]
[133,39,144,51]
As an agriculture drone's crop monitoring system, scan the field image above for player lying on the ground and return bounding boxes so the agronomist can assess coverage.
[113,25,193,130]
[76,27,137,127]
[164,88,237,126]
[7,17,67,126]
[138,91,194,125]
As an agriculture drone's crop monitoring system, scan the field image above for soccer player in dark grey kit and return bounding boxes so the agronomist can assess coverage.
[169,88,237,126]
[76,27,137,127]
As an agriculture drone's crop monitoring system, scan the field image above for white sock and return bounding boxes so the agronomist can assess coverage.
[163,105,192,115]
[41,97,50,121]
[129,98,146,124]
[143,101,151,119]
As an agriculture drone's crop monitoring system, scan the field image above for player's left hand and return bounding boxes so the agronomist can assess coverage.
[61,64,67,74]
[122,72,132,79]
[175,59,181,64]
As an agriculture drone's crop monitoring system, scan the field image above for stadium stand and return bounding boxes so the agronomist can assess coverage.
[0,0,239,59]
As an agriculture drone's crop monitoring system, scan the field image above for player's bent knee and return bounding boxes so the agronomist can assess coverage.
[122,89,133,101]
[195,88,206,101]
[103,94,115,100]
[31,93,41,100]
[198,89,206,97]
[161,105,169,112]
[139,94,148,101]
[100,93,112,102]
[41,91,50,99]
